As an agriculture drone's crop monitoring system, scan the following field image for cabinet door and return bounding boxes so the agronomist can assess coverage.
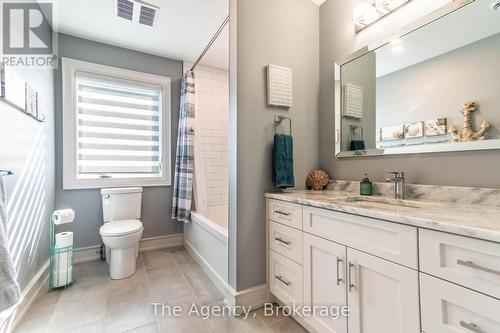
[303,233,347,333]
[347,248,420,333]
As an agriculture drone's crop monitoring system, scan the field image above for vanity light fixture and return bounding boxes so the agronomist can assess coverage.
[390,38,405,54]
[354,0,411,32]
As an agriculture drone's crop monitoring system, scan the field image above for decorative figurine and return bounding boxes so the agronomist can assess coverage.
[306,170,330,191]
[449,101,491,142]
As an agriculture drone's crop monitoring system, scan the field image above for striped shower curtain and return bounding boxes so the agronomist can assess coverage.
[172,71,196,223]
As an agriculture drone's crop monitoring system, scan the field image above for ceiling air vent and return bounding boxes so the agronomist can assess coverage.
[116,0,159,27]
[117,0,134,21]
[139,5,156,26]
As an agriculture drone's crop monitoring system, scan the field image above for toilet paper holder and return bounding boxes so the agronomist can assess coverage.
[49,210,75,289]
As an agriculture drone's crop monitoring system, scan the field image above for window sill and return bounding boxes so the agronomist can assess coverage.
[62,178,171,190]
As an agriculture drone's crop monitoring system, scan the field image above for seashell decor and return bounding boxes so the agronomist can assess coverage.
[306,170,330,191]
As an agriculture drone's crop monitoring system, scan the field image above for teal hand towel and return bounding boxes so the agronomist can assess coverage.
[273,134,295,189]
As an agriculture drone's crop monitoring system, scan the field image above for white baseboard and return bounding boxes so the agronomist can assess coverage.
[6,260,50,332]
[74,245,102,264]
[74,233,184,264]
[233,284,270,311]
[139,234,183,252]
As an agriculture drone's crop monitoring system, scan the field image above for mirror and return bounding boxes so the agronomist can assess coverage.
[335,0,500,157]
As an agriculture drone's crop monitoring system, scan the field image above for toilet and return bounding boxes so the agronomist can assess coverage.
[100,187,144,280]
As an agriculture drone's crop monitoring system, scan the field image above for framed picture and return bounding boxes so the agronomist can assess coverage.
[381,125,404,141]
[404,121,424,139]
[425,118,447,136]
[25,83,38,117]
[267,64,293,107]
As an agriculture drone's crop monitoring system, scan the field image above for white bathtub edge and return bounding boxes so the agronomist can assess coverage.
[184,239,235,301]
[191,211,228,243]
[184,239,271,313]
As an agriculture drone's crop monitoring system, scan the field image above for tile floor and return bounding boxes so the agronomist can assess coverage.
[14,247,307,333]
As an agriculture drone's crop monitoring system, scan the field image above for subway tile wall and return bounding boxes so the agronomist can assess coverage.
[187,63,229,206]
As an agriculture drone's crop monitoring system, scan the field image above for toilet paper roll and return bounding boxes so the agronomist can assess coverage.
[52,267,73,288]
[55,232,73,248]
[52,209,75,225]
[53,251,73,271]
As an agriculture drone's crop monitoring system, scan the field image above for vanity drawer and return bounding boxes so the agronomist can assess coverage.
[268,199,302,230]
[421,273,500,333]
[303,206,418,269]
[420,229,500,299]
[269,221,302,264]
[269,250,303,306]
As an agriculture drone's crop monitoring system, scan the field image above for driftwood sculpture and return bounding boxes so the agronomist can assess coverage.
[449,102,491,142]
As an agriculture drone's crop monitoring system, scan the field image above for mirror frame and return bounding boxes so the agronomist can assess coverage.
[333,0,500,158]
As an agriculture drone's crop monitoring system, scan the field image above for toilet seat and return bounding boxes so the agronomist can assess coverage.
[100,219,143,237]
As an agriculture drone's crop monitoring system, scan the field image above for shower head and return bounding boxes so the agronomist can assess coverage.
[493,1,500,10]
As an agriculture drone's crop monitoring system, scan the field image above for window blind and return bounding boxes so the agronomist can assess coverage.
[76,72,163,179]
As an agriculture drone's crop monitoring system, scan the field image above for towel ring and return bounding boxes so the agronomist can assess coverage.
[274,114,292,135]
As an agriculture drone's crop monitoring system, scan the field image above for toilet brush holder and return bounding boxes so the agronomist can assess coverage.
[49,212,75,289]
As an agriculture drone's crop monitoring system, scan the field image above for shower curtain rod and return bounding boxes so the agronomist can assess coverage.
[191,15,230,72]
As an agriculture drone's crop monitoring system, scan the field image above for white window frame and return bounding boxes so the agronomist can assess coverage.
[62,57,171,190]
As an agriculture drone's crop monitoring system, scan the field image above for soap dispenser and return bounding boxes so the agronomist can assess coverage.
[360,174,373,196]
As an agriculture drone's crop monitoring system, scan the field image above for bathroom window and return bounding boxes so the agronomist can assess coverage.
[62,58,171,189]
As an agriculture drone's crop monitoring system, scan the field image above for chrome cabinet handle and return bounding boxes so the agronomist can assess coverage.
[274,210,291,216]
[274,237,291,245]
[460,320,483,333]
[348,262,355,292]
[336,257,343,286]
[457,259,500,276]
[275,275,291,286]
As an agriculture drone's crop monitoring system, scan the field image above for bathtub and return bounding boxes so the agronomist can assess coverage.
[185,205,228,283]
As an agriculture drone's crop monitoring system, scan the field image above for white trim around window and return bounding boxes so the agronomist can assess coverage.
[62,57,172,190]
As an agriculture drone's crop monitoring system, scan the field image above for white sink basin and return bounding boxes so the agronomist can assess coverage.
[337,196,434,209]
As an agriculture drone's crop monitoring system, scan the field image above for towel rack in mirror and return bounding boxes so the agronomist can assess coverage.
[0,170,14,176]
[274,114,292,135]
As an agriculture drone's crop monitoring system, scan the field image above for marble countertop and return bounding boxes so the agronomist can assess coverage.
[265,190,500,243]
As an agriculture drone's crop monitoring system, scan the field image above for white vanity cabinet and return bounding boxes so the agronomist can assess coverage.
[420,273,500,333]
[303,233,347,333]
[346,248,420,333]
[268,199,420,333]
[267,198,500,333]
[302,233,419,333]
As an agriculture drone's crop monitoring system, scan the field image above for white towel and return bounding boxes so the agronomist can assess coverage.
[0,176,20,312]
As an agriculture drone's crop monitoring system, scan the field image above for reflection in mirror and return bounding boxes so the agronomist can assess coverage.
[336,0,500,157]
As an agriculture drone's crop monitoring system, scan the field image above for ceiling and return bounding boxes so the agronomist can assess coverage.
[52,0,229,69]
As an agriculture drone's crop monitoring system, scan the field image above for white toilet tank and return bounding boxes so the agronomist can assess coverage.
[101,187,143,222]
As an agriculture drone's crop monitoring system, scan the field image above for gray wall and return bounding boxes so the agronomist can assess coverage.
[230,0,319,291]
[0,67,55,290]
[55,34,183,248]
[377,32,500,140]
[319,0,500,188]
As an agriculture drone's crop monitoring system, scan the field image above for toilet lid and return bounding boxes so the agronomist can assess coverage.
[100,219,143,237]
